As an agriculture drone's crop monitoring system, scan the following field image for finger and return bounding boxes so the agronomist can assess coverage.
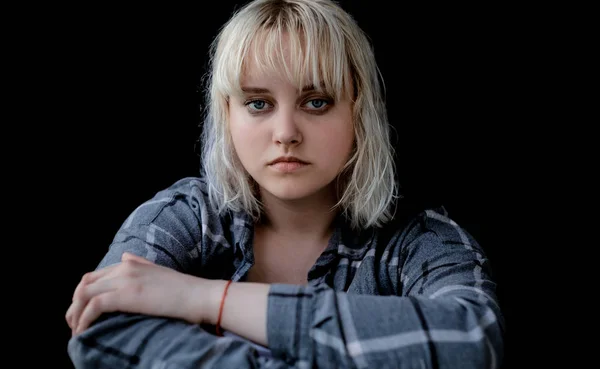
[122,252,155,265]
[72,265,118,301]
[68,274,103,332]
[66,300,83,335]
[75,293,118,335]
[68,278,117,335]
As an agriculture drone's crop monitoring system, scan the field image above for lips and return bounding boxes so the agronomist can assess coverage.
[268,156,309,165]
[267,156,310,173]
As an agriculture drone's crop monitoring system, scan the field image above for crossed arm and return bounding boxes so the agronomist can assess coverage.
[66,252,270,346]
[66,235,504,369]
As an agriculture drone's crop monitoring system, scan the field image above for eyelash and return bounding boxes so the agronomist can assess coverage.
[244,97,332,115]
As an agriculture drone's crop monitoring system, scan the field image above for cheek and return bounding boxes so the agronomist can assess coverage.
[319,122,354,159]
[229,112,264,165]
[229,110,248,144]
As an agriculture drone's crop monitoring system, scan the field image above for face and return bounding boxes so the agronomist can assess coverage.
[228,45,354,204]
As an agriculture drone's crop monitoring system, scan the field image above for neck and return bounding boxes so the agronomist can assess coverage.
[257,187,338,241]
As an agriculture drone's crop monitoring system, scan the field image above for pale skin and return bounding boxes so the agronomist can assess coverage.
[65,36,355,348]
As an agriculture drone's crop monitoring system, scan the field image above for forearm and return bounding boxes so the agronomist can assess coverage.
[205,281,501,368]
[265,284,504,369]
[204,281,503,368]
[207,280,270,347]
[68,312,287,369]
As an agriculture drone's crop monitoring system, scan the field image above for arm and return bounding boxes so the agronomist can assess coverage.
[67,178,291,369]
[218,210,505,369]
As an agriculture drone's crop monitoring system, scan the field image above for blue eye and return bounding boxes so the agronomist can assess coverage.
[248,100,267,110]
[307,99,327,109]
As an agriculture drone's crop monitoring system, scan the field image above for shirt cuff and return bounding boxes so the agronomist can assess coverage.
[267,284,314,364]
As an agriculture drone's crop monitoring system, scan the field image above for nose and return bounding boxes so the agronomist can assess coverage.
[272,107,302,146]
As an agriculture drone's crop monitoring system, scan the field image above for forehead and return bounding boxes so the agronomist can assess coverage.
[242,32,310,87]
[236,30,350,97]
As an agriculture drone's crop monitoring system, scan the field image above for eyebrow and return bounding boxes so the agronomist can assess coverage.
[240,83,324,94]
[240,87,270,94]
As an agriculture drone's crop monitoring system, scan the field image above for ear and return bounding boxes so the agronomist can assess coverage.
[121,252,155,265]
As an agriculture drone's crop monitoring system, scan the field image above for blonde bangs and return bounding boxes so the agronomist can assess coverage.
[213,1,353,101]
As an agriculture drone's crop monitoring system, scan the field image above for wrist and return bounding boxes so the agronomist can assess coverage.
[185,278,227,325]
[206,279,230,326]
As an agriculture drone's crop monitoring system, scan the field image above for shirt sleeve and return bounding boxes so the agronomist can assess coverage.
[67,178,292,369]
[266,210,505,369]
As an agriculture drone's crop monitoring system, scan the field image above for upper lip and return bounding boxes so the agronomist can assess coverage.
[268,156,309,165]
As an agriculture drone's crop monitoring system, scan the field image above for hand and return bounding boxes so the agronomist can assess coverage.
[66,252,219,336]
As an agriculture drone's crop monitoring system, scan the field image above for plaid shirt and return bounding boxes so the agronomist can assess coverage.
[68,177,504,369]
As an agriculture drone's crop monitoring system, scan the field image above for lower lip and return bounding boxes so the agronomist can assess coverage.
[269,162,308,172]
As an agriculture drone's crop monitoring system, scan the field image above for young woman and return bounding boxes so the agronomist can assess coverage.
[66,0,505,368]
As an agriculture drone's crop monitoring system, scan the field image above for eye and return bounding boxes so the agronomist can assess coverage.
[305,98,329,109]
[246,99,269,111]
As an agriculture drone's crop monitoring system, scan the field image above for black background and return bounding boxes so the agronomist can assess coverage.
[29,1,539,367]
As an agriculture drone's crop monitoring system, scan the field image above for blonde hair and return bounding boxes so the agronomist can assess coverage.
[200,0,398,229]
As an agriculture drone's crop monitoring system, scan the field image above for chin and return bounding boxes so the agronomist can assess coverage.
[259,176,334,202]
[264,184,316,201]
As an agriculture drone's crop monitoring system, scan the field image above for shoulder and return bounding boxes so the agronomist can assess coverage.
[108,176,241,269]
[123,176,226,228]
[375,205,482,253]
[155,176,208,203]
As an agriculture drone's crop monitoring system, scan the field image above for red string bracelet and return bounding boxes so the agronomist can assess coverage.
[215,280,233,337]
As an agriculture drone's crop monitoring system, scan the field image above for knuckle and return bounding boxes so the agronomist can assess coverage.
[73,285,87,300]
[120,260,137,276]
[80,272,93,284]
[89,294,104,308]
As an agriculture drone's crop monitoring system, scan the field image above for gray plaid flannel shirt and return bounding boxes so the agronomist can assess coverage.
[68,177,504,369]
